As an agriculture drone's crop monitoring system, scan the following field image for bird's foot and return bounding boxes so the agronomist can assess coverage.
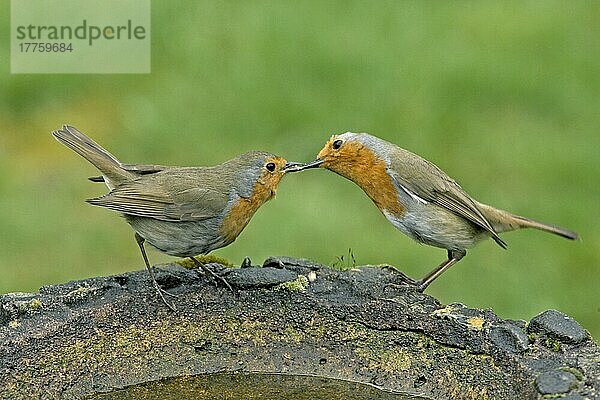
[152,281,178,311]
[198,263,235,293]
[156,284,180,298]
[379,264,405,274]
[384,269,427,293]
[150,267,181,298]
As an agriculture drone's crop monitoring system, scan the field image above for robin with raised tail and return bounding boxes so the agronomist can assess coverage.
[52,125,303,310]
[296,132,579,291]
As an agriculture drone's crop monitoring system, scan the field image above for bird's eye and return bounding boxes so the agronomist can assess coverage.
[332,139,343,150]
[266,162,276,172]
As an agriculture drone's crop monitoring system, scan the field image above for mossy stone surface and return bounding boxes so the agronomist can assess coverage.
[0,257,598,399]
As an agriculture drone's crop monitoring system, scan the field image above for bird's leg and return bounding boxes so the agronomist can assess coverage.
[190,256,234,293]
[414,249,466,292]
[135,232,177,311]
[391,250,466,292]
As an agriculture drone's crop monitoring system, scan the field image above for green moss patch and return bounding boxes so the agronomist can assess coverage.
[177,255,234,269]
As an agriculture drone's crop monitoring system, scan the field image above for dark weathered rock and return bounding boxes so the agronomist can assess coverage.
[240,257,253,268]
[528,309,590,345]
[490,322,531,354]
[0,257,597,400]
[225,266,298,289]
[535,369,578,395]
[262,256,322,270]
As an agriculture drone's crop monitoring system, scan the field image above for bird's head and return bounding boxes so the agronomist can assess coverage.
[289,132,404,215]
[291,132,386,182]
[235,151,305,201]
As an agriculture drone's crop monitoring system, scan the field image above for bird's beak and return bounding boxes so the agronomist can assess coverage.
[284,159,324,172]
[283,161,307,172]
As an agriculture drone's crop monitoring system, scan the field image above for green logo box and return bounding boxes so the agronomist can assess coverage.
[11,0,150,73]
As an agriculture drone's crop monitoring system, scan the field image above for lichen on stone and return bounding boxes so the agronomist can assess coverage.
[377,348,412,372]
[432,305,455,317]
[274,275,309,292]
[28,298,43,310]
[467,316,485,331]
[545,337,562,352]
[16,298,43,313]
[65,284,98,302]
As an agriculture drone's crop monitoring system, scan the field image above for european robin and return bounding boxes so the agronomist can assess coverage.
[52,125,303,310]
[296,132,579,291]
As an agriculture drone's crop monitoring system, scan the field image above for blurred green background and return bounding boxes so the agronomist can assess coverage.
[1,1,598,339]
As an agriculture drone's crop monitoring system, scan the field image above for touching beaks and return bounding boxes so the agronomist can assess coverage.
[283,161,306,172]
[283,159,324,172]
[300,159,324,169]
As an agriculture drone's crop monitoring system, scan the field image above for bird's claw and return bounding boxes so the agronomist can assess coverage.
[395,271,419,286]
[382,267,426,292]
[152,282,177,311]
[155,283,180,298]
[198,263,235,293]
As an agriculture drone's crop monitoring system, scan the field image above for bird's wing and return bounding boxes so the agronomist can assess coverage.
[87,169,231,222]
[120,163,172,174]
[387,153,506,248]
[89,163,172,182]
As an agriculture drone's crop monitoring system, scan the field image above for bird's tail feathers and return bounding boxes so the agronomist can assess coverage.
[477,202,579,241]
[52,125,133,186]
[510,214,579,240]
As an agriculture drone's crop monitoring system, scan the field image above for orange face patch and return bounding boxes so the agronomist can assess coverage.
[219,156,288,244]
[316,137,405,216]
[256,156,288,199]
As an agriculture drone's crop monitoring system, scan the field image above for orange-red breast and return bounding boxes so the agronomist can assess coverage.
[53,125,303,310]
[297,132,579,291]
